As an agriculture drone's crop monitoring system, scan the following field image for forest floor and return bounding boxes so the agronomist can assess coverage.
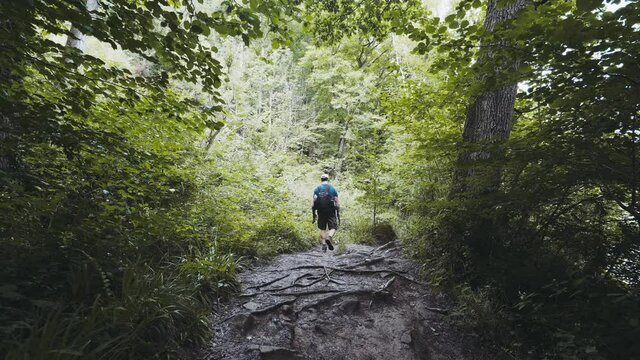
[198,241,505,360]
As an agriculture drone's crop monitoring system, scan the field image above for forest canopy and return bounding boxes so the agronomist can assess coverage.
[0,0,638,359]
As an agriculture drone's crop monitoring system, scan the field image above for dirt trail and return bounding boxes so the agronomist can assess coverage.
[199,241,502,360]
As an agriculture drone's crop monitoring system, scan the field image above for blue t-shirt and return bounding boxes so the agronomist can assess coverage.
[313,183,338,199]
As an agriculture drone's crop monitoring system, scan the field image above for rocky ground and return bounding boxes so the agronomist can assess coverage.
[198,241,505,360]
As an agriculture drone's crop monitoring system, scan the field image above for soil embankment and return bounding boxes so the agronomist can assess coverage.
[200,242,502,360]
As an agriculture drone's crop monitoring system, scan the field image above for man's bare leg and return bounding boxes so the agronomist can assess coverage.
[319,229,327,250]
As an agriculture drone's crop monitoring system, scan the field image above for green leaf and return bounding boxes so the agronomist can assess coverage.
[576,0,602,12]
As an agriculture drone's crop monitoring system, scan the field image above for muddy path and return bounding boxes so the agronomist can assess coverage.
[199,242,504,360]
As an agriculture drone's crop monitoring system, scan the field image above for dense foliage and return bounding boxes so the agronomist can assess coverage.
[0,0,307,358]
[1,0,638,359]
[386,0,640,358]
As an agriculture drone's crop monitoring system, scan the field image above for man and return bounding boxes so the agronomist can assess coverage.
[312,173,340,252]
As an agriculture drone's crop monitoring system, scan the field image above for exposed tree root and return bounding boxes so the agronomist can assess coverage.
[345,257,386,269]
[251,298,297,315]
[273,289,342,297]
[425,307,449,315]
[206,244,503,360]
[244,273,290,291]
[296,277,396,313]
[275,264,407,274]
[241,266,422,298]
[327,267,424,286]
[370,241,397,254]
[297,289,393,313]
[240,273,327,296]
[215,298,297,325]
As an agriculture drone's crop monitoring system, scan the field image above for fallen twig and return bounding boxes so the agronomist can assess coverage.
[380,276,396,290]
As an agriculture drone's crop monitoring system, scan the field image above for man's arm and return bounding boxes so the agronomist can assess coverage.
[312,191,317,223]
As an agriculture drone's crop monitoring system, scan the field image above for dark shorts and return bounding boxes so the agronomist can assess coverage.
[317,211,338,230]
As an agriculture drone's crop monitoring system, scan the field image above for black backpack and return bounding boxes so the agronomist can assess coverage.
[314,184,335,211]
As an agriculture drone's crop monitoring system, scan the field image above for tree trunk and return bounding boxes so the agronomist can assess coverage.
[0,91,17,173]
[450,0,529,196]
[391,34,405,79]
[0,18,20,175]
[337,120,349,159]
[65,0,98,51]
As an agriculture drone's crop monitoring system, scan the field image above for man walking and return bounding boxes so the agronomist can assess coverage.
[312,173,340,252]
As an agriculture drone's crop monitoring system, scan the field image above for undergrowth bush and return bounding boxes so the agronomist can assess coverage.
[0,98,311,359]
[249,215,307,257]
[4,266,212,360]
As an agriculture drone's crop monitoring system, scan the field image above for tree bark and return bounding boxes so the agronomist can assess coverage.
[337,119,349,159]
[65,0,98,51]
[0,17,21,175]
[450,0,529,196]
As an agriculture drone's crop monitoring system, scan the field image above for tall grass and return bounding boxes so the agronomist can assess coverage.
[5,264,218,360]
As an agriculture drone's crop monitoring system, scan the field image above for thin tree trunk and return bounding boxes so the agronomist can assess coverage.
[203,128,222,151]
[268,89,273,128]
[631,114,637,214]
[373,175,378,226]
[337,120,349,159]
[391,34,405,79]
[450,0,529,196]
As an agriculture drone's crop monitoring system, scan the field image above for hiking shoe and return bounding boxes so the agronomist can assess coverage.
[322,244,327,252]
[325,237,334,251]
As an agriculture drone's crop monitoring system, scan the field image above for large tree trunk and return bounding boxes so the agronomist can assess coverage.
[450,0,529,196]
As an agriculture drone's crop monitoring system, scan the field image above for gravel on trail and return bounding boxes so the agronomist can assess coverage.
[198,241,505,360]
